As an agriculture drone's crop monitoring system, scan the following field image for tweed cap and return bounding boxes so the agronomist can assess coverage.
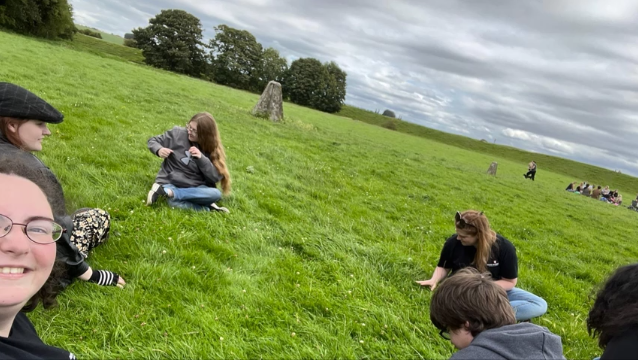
[0,82,64,124]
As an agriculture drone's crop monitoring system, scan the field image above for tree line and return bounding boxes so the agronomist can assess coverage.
[0,3,348,113]
[131,10,347,113]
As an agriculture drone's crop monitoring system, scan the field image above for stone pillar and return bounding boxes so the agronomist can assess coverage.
[487,162,498,176]
[252,81,284,122]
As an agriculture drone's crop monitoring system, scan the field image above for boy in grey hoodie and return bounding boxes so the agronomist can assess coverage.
[430,269,565,360]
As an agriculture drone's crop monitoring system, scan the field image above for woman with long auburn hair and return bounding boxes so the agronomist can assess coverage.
[416,210,547,321]
[147,112,232,212]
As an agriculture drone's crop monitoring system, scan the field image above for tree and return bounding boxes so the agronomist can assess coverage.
[132,9,208,77]
[256,47,288,91]
[209,24,263,92]
[0,0,75,39]
[321,61,347,113]
[283,58,347,113]
[382,109,396,118]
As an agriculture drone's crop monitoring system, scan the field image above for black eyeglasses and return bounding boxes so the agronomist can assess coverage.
[455,211,483,229]
[186,123,198,135]
[439,329,451,340]
[0,214,64,244]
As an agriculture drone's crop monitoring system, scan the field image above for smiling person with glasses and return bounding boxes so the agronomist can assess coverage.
[0,170,76,359]
[147,112,231,212]
[430,268,564,360]
[0,83,124,290]
[416,210,547,321]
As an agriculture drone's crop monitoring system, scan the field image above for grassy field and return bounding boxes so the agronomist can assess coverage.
[337,105,637,195]
[76,24,125,45]
[58,33,144,64]
[2,30,638,359]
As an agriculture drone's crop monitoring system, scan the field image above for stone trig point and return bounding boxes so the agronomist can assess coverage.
[487,161,498,176]
[252,81,284,122]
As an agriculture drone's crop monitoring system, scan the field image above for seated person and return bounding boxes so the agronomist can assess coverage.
[416,210,547,321]
[582,186,592,197]
[565,182,575,191]
[592,186,602,200]
[430,268,565,360]
[0,167,75,359]
[146,112,231,212]
[602,186,610,198]
[587,263,638,359]
[616,194,623,206]
[0,82,124,289]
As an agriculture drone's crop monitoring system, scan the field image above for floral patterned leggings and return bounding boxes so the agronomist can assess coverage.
[69,208,111,258]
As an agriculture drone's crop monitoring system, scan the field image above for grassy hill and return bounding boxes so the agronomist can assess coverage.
[61,33,144,64]
[2,30,637,359]
[76,24,125,45]
[337,105,637,195]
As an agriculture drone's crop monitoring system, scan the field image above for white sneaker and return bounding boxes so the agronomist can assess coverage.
[210,203,230,213]
[146,183,166,205]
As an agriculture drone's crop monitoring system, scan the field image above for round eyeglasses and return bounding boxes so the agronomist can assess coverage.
[439,329,451,340]
[0,214,64,244]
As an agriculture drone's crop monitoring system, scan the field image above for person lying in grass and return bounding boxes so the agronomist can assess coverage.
[146,112,232,213]
[430,268,564,360]
[587,263,638,360]
[0,82,125,289]
[0,169,75,359]
[416,210,547,321]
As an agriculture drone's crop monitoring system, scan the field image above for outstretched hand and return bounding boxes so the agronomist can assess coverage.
[116,275,127,289]
[415,279,437,290]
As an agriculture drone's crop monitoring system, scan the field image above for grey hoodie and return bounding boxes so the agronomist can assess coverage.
[147,126,222,188]
[450,323,565,360]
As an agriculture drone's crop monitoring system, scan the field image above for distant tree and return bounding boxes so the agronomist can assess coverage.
[321,61,347,113]
[0,0,75,39]
[123,38,137,48]
[283,58,347,113]
[256,47,288,90]
[124,33,134,39]
[382,109,396,118]
[132,9,208,77]
[209,24,263,92]
[78,28,102,39]
[283,57,328,108]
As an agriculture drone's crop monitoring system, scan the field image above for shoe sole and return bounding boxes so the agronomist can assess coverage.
[210,203,230,213]
[146,183,162,206]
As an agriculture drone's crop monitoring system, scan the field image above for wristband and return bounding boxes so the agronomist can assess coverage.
[89,270,120,286]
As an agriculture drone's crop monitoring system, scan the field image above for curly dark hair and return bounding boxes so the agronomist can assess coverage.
[0,159,64,311]
[587,263,638,348]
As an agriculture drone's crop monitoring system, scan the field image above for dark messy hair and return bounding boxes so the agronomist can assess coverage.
[587,263,638,348]
[0,158,64,310]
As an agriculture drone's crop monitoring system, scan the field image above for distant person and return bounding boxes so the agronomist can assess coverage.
[416,210,547,321]
[147,112,231,212]
[0,167,75,359]
[565,182,575,192]
[587,263,638,359]
[602,186,610,198]
[524,161,537,181]
[430,268,565,360]
[0,82,125,289]
[592,186,602,200]
[582,185,592,197]
[616,194,623,206]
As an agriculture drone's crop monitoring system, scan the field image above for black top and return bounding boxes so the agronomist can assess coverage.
[0,313,74,360]
[437,234,518,280]
[601,326,638,360]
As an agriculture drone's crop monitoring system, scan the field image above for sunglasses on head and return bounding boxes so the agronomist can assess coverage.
[455,211,483,229]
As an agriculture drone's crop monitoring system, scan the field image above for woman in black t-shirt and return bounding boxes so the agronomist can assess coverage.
[416,210,547,321]
[0,165,74,359]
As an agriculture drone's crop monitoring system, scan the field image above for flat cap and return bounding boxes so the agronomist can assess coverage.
[0,82,64,124]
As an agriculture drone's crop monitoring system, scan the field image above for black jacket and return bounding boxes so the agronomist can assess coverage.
[0,133,89,283]
[601,326,638,360]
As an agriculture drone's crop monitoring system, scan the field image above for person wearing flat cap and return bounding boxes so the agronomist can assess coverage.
[0,82,126,289]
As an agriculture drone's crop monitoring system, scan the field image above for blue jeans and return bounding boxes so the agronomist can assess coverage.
[163,184,221,212]
[507,287,547,321]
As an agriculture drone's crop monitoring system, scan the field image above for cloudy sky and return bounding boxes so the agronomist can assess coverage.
[71,0,638,176]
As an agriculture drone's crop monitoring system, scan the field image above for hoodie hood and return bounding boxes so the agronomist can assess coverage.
[451,323,565,360]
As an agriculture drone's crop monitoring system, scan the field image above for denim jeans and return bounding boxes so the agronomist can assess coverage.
[507,287,547,321]
[163,184,222,212]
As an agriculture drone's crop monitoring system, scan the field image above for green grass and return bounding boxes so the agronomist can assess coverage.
[56,33,144,64]
[337,105,637,195]
[2,30,638,359]
[75,24,125,45]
